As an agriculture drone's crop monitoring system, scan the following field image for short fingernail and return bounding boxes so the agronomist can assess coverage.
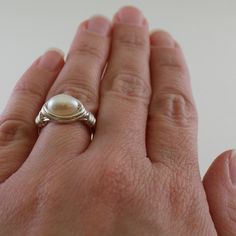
[115,6,146,26]
[38,49,64,71]
[150,31,175,47]
[229,150,236,185]
[87,16,111,36]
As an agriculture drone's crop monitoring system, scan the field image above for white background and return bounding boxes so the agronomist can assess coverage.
[0,0,235,176]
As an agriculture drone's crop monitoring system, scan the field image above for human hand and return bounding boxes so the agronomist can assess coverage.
[0,6,235,236]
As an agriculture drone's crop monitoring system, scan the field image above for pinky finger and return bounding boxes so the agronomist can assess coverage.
[0,49,64,183]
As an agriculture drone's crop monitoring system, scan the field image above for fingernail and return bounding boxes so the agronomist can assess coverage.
[87,16,111,36]
[229,150,236,185]
[150,31,175,47]
[38,49,64,71]
[115,6,145,26]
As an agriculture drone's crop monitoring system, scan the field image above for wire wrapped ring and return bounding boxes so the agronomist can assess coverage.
[35,94,96,128]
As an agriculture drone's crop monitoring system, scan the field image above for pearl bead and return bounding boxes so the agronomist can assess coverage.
[46,94,78,116]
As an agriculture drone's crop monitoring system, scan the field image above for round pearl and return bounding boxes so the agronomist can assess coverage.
[47,94,78,116]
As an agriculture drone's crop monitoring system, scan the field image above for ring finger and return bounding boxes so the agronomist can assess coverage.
[31,16,111,159]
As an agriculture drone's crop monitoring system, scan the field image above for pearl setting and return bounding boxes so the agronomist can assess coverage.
[46,94,81,117]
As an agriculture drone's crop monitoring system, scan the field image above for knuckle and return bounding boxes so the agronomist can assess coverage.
[152,47,186,71]
[167,174,192,211]
[0,157,12,182]
[157,56,184,71]
[14,79,43,101]
[115,28,148,51]
[92,159,136,206]
[166,174,205,223]
[31,167,76,214]
[150,91,198,127]
[106,72,151,101]
[34,181,56,211]
[0,118,32,145]
[68,40,105,62]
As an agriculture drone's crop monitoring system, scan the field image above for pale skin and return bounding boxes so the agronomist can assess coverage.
[0,6,235,236]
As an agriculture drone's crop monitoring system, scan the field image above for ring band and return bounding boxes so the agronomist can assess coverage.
[35,94,96,128]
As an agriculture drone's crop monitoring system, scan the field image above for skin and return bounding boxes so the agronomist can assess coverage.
[0,6,235,236]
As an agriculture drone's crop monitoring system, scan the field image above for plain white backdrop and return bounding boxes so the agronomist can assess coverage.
[0,0,235,176]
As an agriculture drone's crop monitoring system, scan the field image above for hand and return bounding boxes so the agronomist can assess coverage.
[0,6,235,236]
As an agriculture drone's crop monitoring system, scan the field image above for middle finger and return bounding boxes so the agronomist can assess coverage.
[93,7,151,158]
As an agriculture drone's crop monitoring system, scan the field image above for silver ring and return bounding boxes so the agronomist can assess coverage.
[35,94,96,128]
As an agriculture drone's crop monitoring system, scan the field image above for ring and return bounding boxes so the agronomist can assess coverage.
[35,94,96,128]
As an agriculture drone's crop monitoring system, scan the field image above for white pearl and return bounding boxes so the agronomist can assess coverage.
[47,94,78,116]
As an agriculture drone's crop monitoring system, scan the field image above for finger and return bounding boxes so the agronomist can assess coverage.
[32,16,111,157]
[94,7,151,156]
[147,31,198,168]
[0,50,64,182]
[203,150,236,235]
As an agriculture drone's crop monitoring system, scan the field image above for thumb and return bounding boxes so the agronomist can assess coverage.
[203,150,236,236]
